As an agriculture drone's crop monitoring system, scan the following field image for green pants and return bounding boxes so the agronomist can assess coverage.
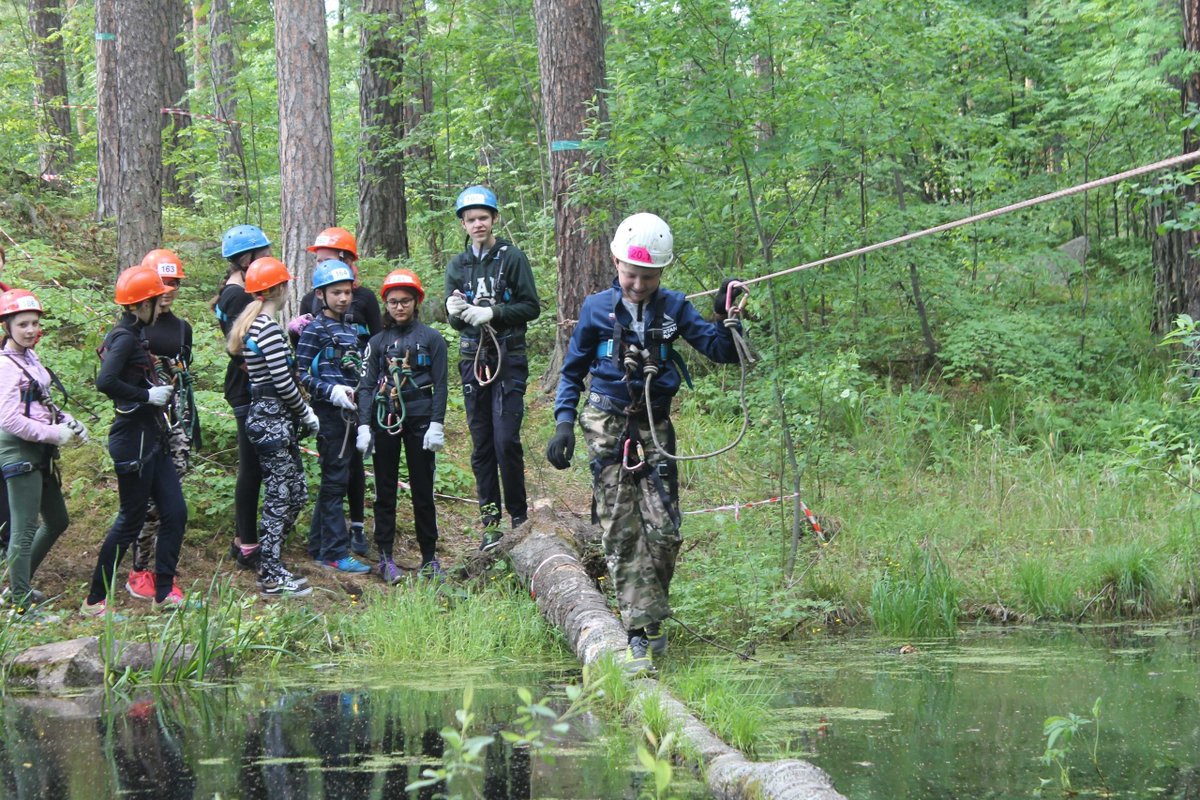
[2,458,67,608]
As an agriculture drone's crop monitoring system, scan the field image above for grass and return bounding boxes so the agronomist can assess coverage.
[665,659,772,755]
[1081,543,1164,618]
[868,545,960,638]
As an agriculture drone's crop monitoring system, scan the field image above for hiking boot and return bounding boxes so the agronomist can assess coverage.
[377,558,403,586]
[646,622,668,656]
[260,575,313,598]
[349,524,369,557]
[125,570,155,601]
[230,541,260,570]
[418,559,447,581]
[479,527,504,553]
[11,606,60,625]
[79,598,125,620]
[622,634,655,677]
[322,556,372,574]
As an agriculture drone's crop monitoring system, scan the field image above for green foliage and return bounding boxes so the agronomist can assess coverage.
[666,661,772,756]
[1082,543,1164,618]
[1039,697,1107,796]
[1014,559,1078,620]
[869,545,961,638]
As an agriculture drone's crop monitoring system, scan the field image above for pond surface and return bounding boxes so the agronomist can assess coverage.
[760,619,1200,799]
[0,665,706,800]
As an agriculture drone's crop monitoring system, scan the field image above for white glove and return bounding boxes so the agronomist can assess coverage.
[147,385,175,407]
[356,424,373,454]
[460,305,495,327]
[51,423,75,446]
[300,405,320,434]
[445,293,468,319]
[330,385,357,411]
[423,422,445,452]
[66,418,89,444]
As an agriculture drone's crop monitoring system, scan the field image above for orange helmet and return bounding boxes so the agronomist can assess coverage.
[244,256,292,294]
[0,289,43,318]
[141,248,185,280]
[115,265,168,305]
[380,269,424,304]
[307,227,358,259]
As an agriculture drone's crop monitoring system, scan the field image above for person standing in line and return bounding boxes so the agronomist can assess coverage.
[226,257,317,598]
[85,265,188,615]
[443,186,540,551]
[289,227,381,558]
[297,261,372,574]
[355,269,448,583]
[0,289,86,619]
[546,213,745,675]
[125,249,197,602]
[213,225,273,572]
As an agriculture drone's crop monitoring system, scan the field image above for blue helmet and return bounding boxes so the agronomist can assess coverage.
[455,185,499,218]
[312,260,356,290]
[221,224,271,259]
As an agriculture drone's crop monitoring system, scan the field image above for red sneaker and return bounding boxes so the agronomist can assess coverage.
[125,570,155,601]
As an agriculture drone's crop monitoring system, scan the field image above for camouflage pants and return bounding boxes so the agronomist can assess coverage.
[133,422,190,572]
[247,398,309,582]
[580,403,681,631]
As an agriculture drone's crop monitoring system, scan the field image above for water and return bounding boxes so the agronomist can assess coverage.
[759,620,1200,799]
[0,667,706,800]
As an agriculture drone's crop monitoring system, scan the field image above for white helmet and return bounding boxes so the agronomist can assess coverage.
[610,213,673,269]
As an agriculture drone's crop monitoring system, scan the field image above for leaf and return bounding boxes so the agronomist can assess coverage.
[517,687,533,706]
[551,723,570,734]
[637,746,657,771]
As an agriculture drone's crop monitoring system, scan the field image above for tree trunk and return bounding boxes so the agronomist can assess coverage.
[1153,0,1200,332]
[274,0,335,313]
[403,0,439,268]
[115,0,166,268]
[532,0,609,386]
[498,508,847,800]
[95,0,119,221]
[358,0,410,260]
[207,0,247,207]
[28,0,74,179]
[161,0,193,208]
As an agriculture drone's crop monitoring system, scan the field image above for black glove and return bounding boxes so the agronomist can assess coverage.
[714,277,745,319]
[545,421,576,470]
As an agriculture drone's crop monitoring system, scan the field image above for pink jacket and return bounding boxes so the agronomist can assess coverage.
[0,347,73,443]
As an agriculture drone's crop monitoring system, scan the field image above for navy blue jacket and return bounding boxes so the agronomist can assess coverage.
[554,281,741,424]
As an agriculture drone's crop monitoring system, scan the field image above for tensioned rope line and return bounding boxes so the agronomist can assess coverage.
[687,149,1200,298]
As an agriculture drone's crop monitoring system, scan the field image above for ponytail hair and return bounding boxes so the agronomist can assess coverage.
[225,283,285,356]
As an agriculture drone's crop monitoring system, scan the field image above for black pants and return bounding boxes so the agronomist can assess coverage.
[235,411,263,546]
[348,454,365,525]
[307,403,354,562]
[89,438,187,602]
[372,417,438,563]
[460,354,528,524]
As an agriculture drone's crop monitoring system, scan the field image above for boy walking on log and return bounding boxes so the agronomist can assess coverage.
[547,213,744,675]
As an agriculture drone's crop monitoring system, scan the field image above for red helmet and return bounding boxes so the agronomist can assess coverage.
[307,227,358,259]
[115,265,168,305]
[244,257,292,294]
[0,289,43,318]
[379,269,424,304]
[141,248,185,280]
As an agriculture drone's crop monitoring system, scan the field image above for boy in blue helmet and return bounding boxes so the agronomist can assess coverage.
[213,224,273,572]
[444,186,540,551]
[546,213,744,675]
[296,260,372,573]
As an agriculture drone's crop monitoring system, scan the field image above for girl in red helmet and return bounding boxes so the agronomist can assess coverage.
[0,288,86,618]
[85,265,189,616]
[354,269,448,582]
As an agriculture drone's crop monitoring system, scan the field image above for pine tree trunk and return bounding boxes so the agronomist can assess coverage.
[207,0,247,207]
[274,0,335,313]
[115,0,166,268]
[95,0,119,221]
[532,0,609,385]
[28,0,74,180]
[403,0,439,268]
[161,0,193,208]
[358,0,410,260]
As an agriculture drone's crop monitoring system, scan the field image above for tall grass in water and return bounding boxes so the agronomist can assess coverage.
[1014,558,1079,620]
[667,660,772,756]
[869,546,960,638]
[350,580,568,664]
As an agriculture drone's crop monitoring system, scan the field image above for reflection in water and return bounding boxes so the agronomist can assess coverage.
[0,678,646,800]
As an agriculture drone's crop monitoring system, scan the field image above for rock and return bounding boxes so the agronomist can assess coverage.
[7,636,228,691]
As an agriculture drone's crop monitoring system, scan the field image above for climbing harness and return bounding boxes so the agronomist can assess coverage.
[374,350,412,435]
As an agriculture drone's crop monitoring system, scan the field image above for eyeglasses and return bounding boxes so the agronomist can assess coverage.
[386,297,416,308]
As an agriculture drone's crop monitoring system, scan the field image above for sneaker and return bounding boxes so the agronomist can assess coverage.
[377,558,403,586]
[349,524,368,556]
[511,515,528,529]
[322,556,372,574]
[11,606,60,625]
[622,634,655,676]
[125,570,155,601]
[646,622,668,657]
[79,598,124,620]
[279,568,309,587]
[153,585,202,610]
[260,575,313,598]
[479,528,504,553]
[230,541,260,570]
[418,559,447,581]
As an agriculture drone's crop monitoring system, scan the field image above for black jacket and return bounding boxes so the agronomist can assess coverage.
[443,237,539,352]
[356,319,449,426]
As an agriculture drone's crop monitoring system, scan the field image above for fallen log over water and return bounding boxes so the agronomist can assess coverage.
[496,506,846,800]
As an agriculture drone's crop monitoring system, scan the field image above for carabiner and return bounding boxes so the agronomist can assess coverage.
[725,280,750,318]
[622,437,645,472]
